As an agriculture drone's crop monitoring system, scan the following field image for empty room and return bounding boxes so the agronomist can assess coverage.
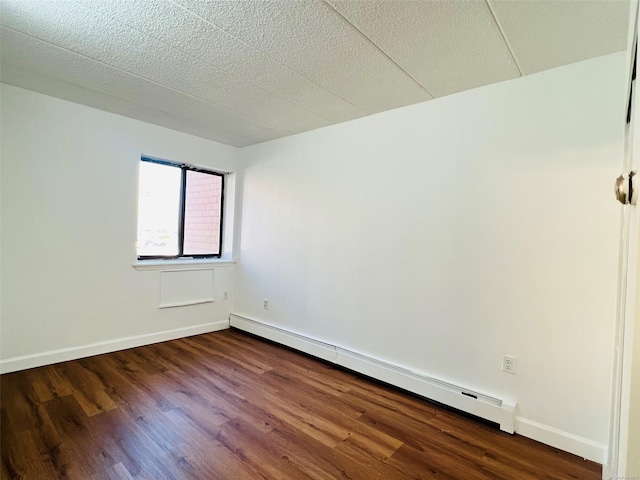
[1,0,639,479]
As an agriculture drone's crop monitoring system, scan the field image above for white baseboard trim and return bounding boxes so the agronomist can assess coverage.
[515,416,605,464]
[229,314,515,433]
[0,320,229,374]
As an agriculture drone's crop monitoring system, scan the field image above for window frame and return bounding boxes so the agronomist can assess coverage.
[137,157,225,261]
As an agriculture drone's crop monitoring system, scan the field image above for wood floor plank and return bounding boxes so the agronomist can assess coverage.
[344,419,404,460]
[90,462,136,480]
[43,395,120,477]
[216,418,314,480]
[187,334,274,375]
[258,423,359,480]
[9,429,62,480]
[55,362,118,417]
[0,374,43,434]
[388,443,493,480]
[1,329,602,480]
[330,439,414,480]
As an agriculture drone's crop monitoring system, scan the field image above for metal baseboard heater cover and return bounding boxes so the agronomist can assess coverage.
[229,314,516,433]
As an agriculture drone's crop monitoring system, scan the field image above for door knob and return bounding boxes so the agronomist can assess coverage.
[615,171,636,205]
[615,174,629,204]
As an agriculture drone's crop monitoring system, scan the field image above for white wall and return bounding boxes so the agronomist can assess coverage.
[0,84,239,371]
[235,52,628,458]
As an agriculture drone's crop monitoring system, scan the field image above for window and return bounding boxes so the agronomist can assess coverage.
[137,157,224,259]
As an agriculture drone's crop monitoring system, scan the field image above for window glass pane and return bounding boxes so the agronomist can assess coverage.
[137,162,181,256]
[183,171,222,255]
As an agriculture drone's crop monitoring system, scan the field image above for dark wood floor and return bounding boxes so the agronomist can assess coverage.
[1,329,601,480]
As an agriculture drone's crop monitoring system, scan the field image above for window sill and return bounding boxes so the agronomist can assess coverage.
[133,258,235,271]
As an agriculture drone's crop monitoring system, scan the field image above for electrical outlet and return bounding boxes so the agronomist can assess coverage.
[263,299,269,310]
[223,291,229,300]
[502,355,516,374]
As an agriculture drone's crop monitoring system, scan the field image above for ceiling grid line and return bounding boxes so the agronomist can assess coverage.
[170,0,369,116]
[483,0,524,77]
[321,0,435,98]
[0,25,294,136]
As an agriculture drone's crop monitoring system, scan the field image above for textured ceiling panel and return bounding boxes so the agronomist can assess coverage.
[488,0,630,75]
[0,0,331,134]
[93,0,367,124]
[174,0,434,113]
[0,27,286,145]
[328,0,521,97]
[0,0,631,147]
[0,63,254,147]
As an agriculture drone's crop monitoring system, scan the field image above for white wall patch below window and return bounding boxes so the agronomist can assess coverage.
[159,269,214,308]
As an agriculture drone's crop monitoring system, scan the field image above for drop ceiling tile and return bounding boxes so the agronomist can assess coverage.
[488,0,629,75]
[0,0,331,134]
[1,63,255,147]
[92,0,367,124]
[328,0,521,98]
[0,27,287,144]
[174,0,434,113]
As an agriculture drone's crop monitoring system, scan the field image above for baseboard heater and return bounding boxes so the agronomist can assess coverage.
[229,314,515,433]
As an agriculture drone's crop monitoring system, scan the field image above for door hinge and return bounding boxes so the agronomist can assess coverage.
[615,171,637,205]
